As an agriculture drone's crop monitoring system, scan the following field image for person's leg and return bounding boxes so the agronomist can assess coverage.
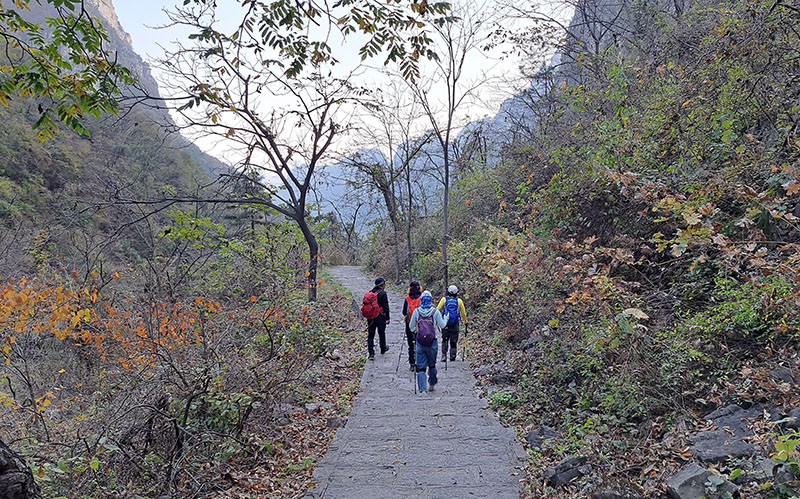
[415,343,428,392]
[449,326,460,361]
[405,324,415,368]
[428,340,438,389]
[441,327,450,361]
[378,318,388,354]
[367,321,376,358]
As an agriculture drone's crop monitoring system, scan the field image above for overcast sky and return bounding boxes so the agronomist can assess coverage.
[114,1,184,61]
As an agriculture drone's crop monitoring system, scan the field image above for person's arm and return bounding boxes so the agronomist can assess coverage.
[409,309,419,332]
[459,299,467,325]
[434,310,449,329]
[436,297,446,311]
[379,291,390,321]
[402,297,409,318]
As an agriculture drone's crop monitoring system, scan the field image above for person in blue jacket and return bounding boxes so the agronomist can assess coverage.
[409,290,449,394]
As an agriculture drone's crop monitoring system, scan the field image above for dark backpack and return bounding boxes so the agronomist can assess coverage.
[445,297,460,327]
[416,313,436,346]
[361,291,382,320]
[405,295,421,324]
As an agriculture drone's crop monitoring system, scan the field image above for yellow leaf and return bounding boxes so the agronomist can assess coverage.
[682,212,701,225]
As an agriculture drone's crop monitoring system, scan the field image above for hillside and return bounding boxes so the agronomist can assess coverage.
[0,0,230,278]
[1,0,799,496]
[405,0,800,496]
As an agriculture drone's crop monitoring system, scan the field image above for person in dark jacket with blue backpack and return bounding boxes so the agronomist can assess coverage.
[437,285,468,362]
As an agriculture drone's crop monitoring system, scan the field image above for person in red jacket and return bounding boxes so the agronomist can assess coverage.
[401,280,422,371]
[367,277,390,360]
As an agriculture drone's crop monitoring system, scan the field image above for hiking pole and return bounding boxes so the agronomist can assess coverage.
[443,336,448,372]
[462,324,468,362]
[395,337,403,373]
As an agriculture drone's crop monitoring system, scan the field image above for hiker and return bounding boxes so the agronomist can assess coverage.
[437,285,468,362]
[409,290,449,393]
[361,277,390,360]
[401,280,422,372]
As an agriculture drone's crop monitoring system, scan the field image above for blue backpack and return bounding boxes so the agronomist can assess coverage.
[417,314,436,346]
[445,297,460,327]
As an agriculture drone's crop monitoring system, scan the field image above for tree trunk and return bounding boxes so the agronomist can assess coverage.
[406,164,413,282]
[442,140,450,290]
[297,216,319,302]
[0,439,41,499]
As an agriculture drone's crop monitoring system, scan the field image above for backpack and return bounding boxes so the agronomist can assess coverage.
[416,313,435,346]
[445,297,460,327]
[405,295,421,324]
[361,291,382,320]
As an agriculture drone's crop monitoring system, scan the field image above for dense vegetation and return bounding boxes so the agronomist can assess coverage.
[364,0,800,496]
[3,0,800,496]
[0,33,363,499]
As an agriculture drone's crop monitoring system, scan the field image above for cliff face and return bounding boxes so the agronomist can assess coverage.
[90,0,133,46]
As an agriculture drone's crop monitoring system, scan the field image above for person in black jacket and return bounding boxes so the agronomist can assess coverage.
[367,277,390,360]
[401,280,422,371]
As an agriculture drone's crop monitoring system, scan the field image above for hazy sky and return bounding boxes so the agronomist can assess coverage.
[114,1,184,61]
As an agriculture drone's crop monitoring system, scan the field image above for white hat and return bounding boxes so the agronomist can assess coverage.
[447,285,458,294]
[421,290,432,298]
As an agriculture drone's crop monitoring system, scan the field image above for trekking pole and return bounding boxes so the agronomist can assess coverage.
[443,336,448,372]
[395,337,403,373]
[463,323,468,362]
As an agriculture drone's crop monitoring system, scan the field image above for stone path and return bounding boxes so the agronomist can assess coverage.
[306,266,526,499]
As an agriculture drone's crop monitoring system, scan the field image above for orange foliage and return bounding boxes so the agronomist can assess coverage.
[0,276,225,370]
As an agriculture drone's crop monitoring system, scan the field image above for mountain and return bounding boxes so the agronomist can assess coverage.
[0,1,230,277]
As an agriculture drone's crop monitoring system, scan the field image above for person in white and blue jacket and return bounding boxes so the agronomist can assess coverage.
[409,290,449,394]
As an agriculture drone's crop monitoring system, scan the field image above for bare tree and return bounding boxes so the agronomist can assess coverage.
[123,0,450,301]
[410,0,505,288]
[341,82,433,282]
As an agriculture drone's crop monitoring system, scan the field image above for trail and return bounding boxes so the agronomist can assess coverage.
[306,266,526,499]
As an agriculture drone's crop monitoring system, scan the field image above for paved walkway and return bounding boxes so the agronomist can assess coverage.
[306,266,526,499]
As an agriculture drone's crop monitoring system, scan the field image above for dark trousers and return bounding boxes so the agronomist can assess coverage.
[441,324,459,361]
[405,322,415,365]
[367,316,387,355]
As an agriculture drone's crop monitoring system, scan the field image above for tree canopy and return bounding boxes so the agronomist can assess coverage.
[0,0,133,139]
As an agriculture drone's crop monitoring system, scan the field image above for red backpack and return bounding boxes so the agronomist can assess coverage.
[361,291,382,320]
[405,295,421,324]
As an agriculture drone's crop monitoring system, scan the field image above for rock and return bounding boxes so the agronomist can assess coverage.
[525,426,560,452]
[328,349,342,360]
[782,407,800,431]
[757,459,798,485]
[520,335,544,351]
[473,365,492,377]
[591,493,643,499]
[327,418,345,429]
[691,429,757,462]
[770,367,796,384]
[305,403,320,413]
[544,456,590,487]
[690,405,760,463]
[0,439,41,499]
[667,463,738,499]
[490,372,515,384]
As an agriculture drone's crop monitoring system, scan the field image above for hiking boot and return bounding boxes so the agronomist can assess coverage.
[450,355,456,362]
[409,364,416,372]
[381,347,389,354]
[368,352,375,360]
[429,384,435,392]
[441,354,447,362]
